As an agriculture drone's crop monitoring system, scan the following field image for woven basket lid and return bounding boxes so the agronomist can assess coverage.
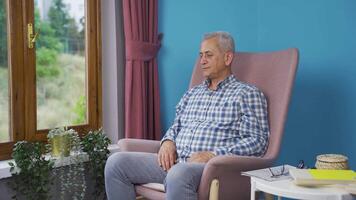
[316,154,348,163]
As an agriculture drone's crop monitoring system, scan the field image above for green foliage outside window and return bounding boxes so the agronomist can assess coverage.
[48,0,70,44]
[0,0,7,93]
[36,48,61,78]
[34,0,84,79]
[72,95,86,125]
[0,0,8,68]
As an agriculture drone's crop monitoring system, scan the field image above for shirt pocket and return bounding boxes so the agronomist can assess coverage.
[210,100,240,123]
[183,98,206,122]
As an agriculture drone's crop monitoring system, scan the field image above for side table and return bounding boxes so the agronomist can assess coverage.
[250,176,355,200]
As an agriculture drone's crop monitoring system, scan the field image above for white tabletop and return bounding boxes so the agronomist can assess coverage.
[251,176,355,200]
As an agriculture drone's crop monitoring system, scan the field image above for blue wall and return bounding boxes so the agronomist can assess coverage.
[158,0,356,168]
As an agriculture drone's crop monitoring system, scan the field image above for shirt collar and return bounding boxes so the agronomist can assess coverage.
[203,74,236,90]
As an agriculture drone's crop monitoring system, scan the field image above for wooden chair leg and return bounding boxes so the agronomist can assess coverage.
[209,179,219,200]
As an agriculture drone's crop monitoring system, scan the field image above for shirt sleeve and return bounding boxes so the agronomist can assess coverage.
[160,90,191,145]
[213,88,270,157]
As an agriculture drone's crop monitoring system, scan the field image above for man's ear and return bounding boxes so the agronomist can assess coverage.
[224,51,234,66]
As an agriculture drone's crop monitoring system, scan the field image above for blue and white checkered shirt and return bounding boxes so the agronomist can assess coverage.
[161,75,270,162]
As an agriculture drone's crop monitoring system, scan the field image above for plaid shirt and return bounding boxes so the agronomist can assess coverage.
[161,75,270,162]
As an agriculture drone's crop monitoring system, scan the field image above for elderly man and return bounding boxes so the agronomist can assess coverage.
[105,31,269,200]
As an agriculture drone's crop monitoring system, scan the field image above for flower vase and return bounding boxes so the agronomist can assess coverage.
[51,134,70,157]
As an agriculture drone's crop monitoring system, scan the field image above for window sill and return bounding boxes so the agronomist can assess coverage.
[0,143,120,179]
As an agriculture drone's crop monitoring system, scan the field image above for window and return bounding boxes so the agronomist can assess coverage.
[0,0,102,160]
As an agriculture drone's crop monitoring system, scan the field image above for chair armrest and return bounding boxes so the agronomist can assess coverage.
[117,138,161,153]
[198,155,274,200]
[206,155,273,171]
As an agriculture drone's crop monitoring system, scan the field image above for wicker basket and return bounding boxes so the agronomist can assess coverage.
[315,154,348,170]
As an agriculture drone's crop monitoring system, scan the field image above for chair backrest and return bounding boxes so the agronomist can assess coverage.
[189,48,299,161]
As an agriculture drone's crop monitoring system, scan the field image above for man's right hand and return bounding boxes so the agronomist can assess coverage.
[158,140,177,171]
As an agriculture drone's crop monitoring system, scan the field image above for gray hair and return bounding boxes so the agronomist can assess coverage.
[203,31,235,52]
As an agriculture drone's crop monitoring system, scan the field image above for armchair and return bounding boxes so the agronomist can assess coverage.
[118,48,299,200]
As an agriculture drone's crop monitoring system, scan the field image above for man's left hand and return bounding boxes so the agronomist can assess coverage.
[187,151,216,163]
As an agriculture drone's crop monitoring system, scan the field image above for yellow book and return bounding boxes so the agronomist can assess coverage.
[289,169,356,186]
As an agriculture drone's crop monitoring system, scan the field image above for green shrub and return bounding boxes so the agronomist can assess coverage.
[36,47,61,78]
[37,65,61,78]
[35,22,63,52]
[72,95,86,125]
[37,47,57,66]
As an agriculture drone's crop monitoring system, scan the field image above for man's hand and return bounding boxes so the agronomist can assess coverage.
[158,140,177,171]
[187,151,216,163]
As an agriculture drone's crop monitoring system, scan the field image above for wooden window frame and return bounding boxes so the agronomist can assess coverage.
[0,0,102,160]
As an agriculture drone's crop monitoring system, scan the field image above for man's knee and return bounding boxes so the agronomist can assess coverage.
[105,152,129,177]
[166,164,187,184]
[166,163,204,186]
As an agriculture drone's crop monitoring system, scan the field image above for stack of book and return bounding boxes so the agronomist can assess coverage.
[289,169,356,195]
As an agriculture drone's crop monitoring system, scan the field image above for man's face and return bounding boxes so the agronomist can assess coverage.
[199,37,230,80]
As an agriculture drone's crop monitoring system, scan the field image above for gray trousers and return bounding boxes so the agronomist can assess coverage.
[105,152,205,200]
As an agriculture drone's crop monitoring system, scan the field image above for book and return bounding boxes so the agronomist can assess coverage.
[289,168,356,186]
[344,184,356,195]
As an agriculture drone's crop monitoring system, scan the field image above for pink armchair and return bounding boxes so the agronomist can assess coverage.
[118,48,299,200]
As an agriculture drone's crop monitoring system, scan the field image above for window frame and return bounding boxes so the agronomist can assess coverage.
[0,0,102,160]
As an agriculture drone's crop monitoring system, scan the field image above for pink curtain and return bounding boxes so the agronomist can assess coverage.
[122,0,161,140]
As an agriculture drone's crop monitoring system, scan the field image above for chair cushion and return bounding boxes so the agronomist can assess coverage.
[135,184,166,200]
[141,183,165,192]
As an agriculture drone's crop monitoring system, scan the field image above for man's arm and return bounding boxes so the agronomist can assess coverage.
[214,88,270,157]
[160,90,190,144]
[158,91,191,170]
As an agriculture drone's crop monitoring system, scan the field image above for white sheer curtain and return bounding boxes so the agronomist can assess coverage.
[101,0,125,143]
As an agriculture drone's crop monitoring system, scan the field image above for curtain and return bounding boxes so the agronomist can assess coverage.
[122,0,161,139]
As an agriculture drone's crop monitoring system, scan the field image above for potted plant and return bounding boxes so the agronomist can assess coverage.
[47,127,74,157]
[8,141,54,200]
[8,128,109,200]
[48,127,87,199]
[82,128,111,199]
